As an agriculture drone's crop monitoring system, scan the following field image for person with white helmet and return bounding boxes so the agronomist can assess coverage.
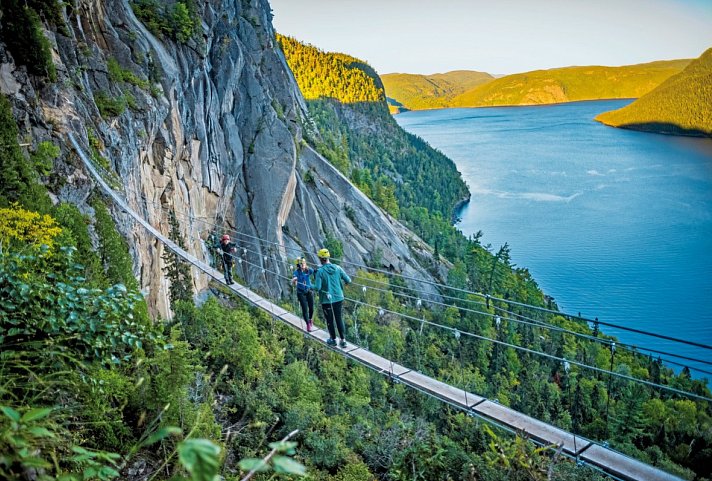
[314,248,351,347]
[219,234,237,284]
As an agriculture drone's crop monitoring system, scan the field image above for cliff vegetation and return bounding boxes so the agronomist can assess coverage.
[278,35,470,230]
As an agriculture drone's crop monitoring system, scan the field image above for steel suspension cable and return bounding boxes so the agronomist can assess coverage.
[338,297,712,403]
[120,185,712,355]
[224,242,712,375]
[215,247,712,402]
[220,224,712,353]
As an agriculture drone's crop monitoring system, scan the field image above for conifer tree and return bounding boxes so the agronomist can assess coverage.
[162,210,193,303]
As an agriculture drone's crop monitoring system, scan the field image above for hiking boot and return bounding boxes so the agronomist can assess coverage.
[339,339,347,348]
[326,338,337,347]
[306,320,314,332]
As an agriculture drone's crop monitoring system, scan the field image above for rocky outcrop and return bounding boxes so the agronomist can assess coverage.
[0,0,443,315]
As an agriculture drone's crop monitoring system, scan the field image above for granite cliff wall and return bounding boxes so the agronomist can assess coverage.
[0,0,442,316]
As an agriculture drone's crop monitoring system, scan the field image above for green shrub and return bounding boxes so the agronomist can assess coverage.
[0,235,219,479]
[91,197,138,289]
[130,0,198,44]
[0,96,52,212]
[0,1,56,82]
[172,2,194,43]
[176,297,268,381]
[31,141,60,176]
[324,231,343,263]
[53,202,106,286]
[107,57,150,90]
[0,247,153,364]
[94,92,127,117]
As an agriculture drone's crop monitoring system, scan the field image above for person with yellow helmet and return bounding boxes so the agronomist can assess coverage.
[291,257,315,331]
[314,248,351,348]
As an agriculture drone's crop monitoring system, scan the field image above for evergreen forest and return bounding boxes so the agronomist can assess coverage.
[596,48,712,137]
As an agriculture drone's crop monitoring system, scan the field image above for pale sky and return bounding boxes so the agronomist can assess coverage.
[269,0,712,75]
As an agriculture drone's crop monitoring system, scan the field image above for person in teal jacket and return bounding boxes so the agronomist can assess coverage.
[314,248,351,348]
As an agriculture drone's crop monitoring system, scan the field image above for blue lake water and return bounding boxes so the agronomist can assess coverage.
[395,100,712,376]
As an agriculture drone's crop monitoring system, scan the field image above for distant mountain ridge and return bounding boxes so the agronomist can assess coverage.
[595,49,712,137]
[381,70,494,111]
[384,60,690,110]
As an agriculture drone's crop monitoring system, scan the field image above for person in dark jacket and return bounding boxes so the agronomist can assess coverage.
[314,248,351,347]
[291,257,315,331]
[219,234,237,284]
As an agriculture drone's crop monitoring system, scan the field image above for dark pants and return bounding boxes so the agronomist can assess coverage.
[297,290,314,324]
[222,258,233,283]
[322,300,345,340]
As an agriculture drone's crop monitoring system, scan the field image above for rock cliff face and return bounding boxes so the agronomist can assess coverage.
[1,0,441,315]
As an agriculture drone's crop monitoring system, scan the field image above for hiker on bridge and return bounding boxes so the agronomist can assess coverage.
[292,257,315,332]
[314,248,351,348]
[219,234,237,284]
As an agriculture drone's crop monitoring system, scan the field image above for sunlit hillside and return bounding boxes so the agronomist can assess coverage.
[276,34,385,103]
[278,34,469,226]
[446,59,690,107]
[382,70,494,110]
[596,48,712,137]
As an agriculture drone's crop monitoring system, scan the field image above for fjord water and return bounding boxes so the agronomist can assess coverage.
[396,100,712,375]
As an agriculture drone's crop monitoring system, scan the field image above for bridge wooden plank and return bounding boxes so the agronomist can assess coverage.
[240,287,265,305]
[399,371,484,408]
[254,299,289,317]
[347,349,410,376]
[279,311,306,330]
[581,444,681,481]
[474,401,590,456]
[305,328,359,352]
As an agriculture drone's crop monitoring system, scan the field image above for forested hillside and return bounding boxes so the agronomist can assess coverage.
[383,60,689,110]
[450,59,690,107]
[381,70,494,111]
[595,48,712,137]
[278,35,470,224]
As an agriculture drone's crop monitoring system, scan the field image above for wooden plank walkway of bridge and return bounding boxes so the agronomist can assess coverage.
[70,133,681,481]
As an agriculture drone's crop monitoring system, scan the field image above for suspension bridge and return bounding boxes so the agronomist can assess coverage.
[70,132,708,481]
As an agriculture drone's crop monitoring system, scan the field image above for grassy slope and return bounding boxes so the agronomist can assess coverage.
[382,70,494,110]
[595,49,712,137]
[447,59,690,107]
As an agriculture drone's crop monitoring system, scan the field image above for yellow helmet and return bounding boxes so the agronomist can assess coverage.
[295,257,305,266]
[317,248,330,259]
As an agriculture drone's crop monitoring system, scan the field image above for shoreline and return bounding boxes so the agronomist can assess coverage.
[452,195,471,224]
[392,97,638,114]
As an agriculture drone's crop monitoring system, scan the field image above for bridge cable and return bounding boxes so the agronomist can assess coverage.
[120,186,712,354]
[226,240,712,374]
[223,248,712,403]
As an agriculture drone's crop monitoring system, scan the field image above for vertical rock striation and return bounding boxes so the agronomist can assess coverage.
[1,0,442,316]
